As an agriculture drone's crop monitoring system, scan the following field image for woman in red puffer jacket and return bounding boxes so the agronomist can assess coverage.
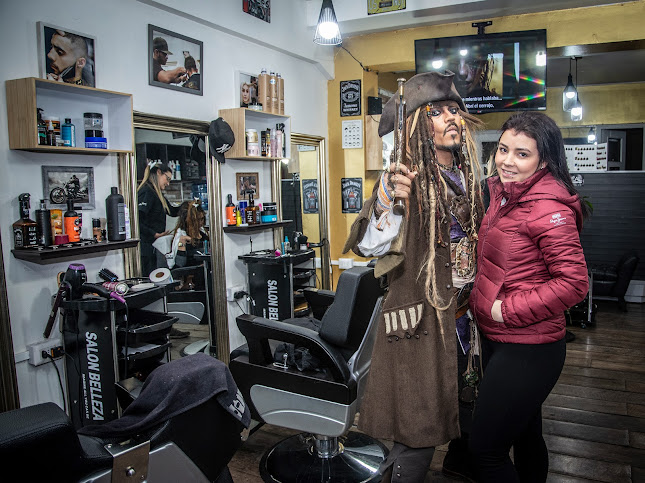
[468,112,589,482]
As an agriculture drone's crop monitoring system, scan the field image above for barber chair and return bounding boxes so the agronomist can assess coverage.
[230,266,388,482]
[590,251,640,311]
[0,356,245,483]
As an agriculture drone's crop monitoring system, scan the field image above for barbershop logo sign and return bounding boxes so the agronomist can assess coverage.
[340,80,361,117]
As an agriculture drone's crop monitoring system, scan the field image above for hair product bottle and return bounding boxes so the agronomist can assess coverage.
[277,73,284,115]
[245,192,259,225]
[269,71,277,113]
[61,118,76,147]
[106,187,126,241]
[13,193,38,248]
[37,108,47,146]
[64,198,81,242]
[258,68,269,112]
[226,194,237,226]
[35,199,52,247]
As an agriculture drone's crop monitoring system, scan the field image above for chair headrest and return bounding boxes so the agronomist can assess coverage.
[318,267,383,352]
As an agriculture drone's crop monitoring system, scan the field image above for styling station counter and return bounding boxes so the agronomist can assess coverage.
[239,249,315,321]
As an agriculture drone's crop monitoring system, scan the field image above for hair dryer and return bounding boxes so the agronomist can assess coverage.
[44,263,87,338]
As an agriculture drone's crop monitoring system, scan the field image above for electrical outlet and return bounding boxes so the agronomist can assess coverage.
[226,285,244,302]
[27,339,64,366]
[338,258,354,270]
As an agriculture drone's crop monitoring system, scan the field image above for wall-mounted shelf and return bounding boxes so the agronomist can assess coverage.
[222,220,292,234]
[11,239,139,264]
[218,107,290,160]
[6,77,133,153]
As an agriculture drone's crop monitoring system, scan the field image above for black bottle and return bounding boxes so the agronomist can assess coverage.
[106,187,126,241]
[37,108,47,146]
[13,193,38,248]
[35,199,52,246]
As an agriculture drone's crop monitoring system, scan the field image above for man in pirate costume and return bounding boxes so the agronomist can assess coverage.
[343,71,484,482]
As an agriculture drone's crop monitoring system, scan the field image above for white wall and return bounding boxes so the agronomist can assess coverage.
[0,0,330,408]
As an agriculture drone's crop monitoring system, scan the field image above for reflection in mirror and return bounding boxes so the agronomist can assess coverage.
[134,127,213,359]
[280,137,330,289]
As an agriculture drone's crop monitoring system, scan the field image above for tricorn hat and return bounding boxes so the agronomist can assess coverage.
[378,71,466,137]
[208,117,235,163]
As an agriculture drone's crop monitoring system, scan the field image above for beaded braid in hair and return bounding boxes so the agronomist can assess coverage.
[404,105,484,314]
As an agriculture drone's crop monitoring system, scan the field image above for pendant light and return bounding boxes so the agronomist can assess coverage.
[313,0,342,46]
[571,58,583,121]
[587,127,597,144]
[562,57,577,112]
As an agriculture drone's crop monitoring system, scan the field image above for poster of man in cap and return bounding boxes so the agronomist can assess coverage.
[148,25,203,96]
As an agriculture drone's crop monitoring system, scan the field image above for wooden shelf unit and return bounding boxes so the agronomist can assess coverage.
[6,77,133,153]
[218,108,290,160]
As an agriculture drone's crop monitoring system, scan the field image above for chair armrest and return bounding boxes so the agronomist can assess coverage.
[236,314,351,382]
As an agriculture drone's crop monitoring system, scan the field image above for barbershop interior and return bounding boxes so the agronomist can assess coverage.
[1,0,644,482]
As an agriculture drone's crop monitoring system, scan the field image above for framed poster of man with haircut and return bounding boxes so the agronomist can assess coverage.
[37,22,96,87]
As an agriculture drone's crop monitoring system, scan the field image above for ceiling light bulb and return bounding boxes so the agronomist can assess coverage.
[432,59,443,69]
[317,21,339,40]
[459,49,468,57]
[571,96,583,121]
[565,91,576,99]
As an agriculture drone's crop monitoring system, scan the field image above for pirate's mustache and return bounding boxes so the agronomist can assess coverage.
[444,123,459,136]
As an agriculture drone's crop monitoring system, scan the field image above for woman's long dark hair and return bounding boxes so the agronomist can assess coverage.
[500,112,590,219]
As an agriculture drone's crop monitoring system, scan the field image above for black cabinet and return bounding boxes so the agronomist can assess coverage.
[239,249,315,321]
[61,285,176,429]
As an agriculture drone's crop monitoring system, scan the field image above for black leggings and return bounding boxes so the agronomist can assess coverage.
[469,336,566,482]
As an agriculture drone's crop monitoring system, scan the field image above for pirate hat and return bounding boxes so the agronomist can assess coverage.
[378,71,467,137]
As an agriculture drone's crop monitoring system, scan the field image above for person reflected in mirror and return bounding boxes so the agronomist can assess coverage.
[137,161,180,277]
[182,56,200,91]
[152,37,187,85]
[343,71,485,482]
[166,199,208,269]
[47,30,94,86]
[468,111,590,482]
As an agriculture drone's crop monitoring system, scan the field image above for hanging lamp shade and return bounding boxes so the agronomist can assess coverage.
[571,94,583,121]
[562,75,577,111]
[563,58,577,111]
[313,0,342,45]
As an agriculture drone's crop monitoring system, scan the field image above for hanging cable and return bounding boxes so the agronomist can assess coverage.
[341,46,373,72]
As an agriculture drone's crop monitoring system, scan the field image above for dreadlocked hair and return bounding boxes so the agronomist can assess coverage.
[405,107,484,311]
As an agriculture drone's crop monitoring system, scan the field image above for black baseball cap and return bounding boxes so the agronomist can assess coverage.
[208,118,235,163]
[153,37,172,55]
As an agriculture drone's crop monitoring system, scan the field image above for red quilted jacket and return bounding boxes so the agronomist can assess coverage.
[470,169,588,344]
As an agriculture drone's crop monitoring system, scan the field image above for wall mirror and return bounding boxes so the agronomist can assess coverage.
[281,133,331,290]
[124,112,228,362]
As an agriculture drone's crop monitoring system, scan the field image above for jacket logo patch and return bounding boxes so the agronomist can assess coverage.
[384,304,423,335]
[550,213,566,227]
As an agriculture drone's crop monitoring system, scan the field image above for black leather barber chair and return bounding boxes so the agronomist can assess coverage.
[591,251,640,311]
[230,266,388,483]
[0,355,245,482]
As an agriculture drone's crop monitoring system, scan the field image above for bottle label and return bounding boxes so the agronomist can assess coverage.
[14,228,23,247]
[118,203,126,235]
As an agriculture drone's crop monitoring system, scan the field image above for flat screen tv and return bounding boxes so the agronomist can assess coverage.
[415,29,547,114]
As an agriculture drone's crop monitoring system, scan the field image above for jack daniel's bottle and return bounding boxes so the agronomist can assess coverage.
[13,193,38,248]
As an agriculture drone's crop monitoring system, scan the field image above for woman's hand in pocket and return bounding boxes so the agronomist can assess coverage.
[491,300,504,323]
